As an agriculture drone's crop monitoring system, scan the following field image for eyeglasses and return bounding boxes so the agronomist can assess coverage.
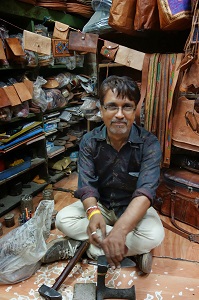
[103,104,136,113]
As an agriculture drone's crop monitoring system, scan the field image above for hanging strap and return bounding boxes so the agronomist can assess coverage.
[135,53,151,125]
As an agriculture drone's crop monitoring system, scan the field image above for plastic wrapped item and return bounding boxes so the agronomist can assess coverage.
[12,101,29,118]
[0,200,54,284]
[83,0,113,34]
[80,97,99,118]
[55,73,71,88]
[32,76,48,112]
[44,89,67,110]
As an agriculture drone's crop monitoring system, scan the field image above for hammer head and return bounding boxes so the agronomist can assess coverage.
[38,284,62,300]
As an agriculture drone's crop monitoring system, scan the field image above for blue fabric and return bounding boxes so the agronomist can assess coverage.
[75,123,162,217]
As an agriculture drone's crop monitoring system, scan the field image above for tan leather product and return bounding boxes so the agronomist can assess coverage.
[155,168,199,243]
[135,53,151,125]
[13,82,32,102]
[68,31,99,54]
[114,45,145,71]
[3,86,21,106]
[23,79,34,97]
[0,88,11,108]
[23,30,51,55]
[0,39,6,60]
[134,0,160,30]
[5,37,26,63]
[108,0,136,35]
[100,40,119,61]
[157,0,192,30]
[172,96,199,152]
[53,21,69,40]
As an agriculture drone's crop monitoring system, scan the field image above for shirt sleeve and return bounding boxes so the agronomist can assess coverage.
[74,133,100,201]
[132,133,162,205]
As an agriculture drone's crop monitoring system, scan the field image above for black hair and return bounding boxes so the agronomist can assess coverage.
[99,75,140,105]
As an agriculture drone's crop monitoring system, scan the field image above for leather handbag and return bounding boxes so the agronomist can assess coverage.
[157,0,192,30]
[114,45,145,71]
[68,31,99,54]
[5,37,26,64]
[100,40,119,61]
[108,0,136,35]
[23,30,51,56]
[172,96,199,152]
[52,39,74,57]
[53,21,69,40]
[134,0,160,30]
[155,167,199,243]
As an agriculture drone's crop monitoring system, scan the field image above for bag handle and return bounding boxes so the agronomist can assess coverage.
[164,190,199,243]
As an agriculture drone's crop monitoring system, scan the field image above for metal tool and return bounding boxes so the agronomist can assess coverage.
[38,240,89,300]
[72,256,136,300]
[96,255,136,300]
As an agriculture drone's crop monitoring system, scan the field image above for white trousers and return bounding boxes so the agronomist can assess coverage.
[55,200,165,259]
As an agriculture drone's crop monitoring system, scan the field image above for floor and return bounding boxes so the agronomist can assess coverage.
[0,172,199,300]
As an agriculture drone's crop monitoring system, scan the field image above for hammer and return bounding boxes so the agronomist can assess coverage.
[38,240,89,300]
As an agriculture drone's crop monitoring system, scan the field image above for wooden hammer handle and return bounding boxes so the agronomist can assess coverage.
[52,240,90,290]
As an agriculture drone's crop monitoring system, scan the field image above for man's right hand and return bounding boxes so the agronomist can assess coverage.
[87,213,106,248]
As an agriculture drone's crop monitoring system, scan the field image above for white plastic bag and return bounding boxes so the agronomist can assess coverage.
[0,200,54,284]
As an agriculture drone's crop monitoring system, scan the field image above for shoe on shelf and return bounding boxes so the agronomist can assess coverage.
[41,237,82,264]
[135,252,153,274]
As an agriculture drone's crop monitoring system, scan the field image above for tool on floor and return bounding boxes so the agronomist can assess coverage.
[72,255,136,300]
[97,255,136,300]
[38,239,89,300]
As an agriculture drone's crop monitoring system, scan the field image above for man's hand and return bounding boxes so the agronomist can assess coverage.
[87,213,106,248]
[100,227,128,269]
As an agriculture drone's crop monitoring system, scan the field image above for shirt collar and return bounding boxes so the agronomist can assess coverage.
[95,123,144,144]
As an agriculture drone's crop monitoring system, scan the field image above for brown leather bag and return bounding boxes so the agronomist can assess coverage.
[134,0,160,30]
[108,0,136,35]
[100,40,119,61]
[53,21,69,40]
[155,168,199,243]
[68,31,99,54]
[172,96,199,152]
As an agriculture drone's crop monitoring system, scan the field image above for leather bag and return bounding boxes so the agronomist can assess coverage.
[0,38,6,60]
[114,45,145,71]
[172,96,199,152]
[108,0,136,35]
[52,39,74,57]
[134,0,160,30]
[5,37,26,64]
[157,0,192,30]
[155,168,199,243]
[23,30,51,56]
[68,31,99,54]
[53,21,69,40]
[100,40,119,61]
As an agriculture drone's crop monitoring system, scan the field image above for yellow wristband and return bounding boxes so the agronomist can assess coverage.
[88,209,101,220]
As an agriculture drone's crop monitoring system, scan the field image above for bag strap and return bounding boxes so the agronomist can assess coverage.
[161,190,199,244]
[135,53,151,125]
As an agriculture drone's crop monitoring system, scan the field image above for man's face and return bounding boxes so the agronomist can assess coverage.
[100,89,136,136]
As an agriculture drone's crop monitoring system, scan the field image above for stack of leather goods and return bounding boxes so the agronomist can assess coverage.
[18,0,94,18]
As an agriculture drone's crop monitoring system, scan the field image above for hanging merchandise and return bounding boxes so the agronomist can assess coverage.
[114,45,145,71]
[137,53,183,168]
[68,31,99,54]
[23,30,51,56]
[134,0,160,31]
[180,1,199,93]
[53,21,69,40]
[108,0,136,35]
[172,96,199,152]
[100,40,119,61]
[157,0,192,30]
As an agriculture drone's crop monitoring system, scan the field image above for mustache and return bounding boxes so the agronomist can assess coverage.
[111,120,127,124]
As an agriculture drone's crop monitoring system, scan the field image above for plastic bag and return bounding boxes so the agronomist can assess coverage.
[32,76,48,112]
[0,200,54,284]
[83,0,113,34]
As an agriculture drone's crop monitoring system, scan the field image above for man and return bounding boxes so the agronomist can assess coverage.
[41,75,165,273]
